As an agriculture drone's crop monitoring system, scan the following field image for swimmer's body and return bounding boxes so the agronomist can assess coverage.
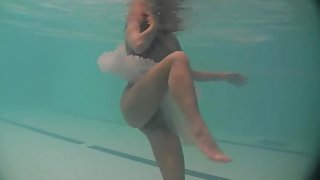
[120,0,247,179]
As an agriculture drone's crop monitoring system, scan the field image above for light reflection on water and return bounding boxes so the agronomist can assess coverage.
[1,0,318,45]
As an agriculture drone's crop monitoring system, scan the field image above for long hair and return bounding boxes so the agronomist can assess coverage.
[126,0,189,32]
[152,0,187,32]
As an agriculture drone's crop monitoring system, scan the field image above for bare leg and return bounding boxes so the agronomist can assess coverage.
[121,51,230,162]
[168,55,231,162]
[140,110,185,180]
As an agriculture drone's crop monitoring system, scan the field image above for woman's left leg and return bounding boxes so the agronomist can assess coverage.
[140,110,185,180]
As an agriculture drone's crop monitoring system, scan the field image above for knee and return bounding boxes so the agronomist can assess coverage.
[126,120,144,129]
[170,51,189,65]
[172,51,187,57]
[121,109,145,128]
[125,117,145,129]
[172,51,188,60]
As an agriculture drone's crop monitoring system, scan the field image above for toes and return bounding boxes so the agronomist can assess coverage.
[208,154,231,163]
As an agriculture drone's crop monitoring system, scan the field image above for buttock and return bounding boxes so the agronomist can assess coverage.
[139,108,170,133]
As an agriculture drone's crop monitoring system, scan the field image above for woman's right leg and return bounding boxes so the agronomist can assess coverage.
[121,51,230,162]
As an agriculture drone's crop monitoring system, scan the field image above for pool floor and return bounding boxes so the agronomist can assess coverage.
[0,108,315,180]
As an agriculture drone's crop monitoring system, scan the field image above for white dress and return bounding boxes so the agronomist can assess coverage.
[97,42,195,144]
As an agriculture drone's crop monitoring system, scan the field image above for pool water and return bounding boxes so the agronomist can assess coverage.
[1,0,320,179]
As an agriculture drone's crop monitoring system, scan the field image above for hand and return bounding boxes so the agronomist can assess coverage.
[145,10,158,29]
[224,73,247,87]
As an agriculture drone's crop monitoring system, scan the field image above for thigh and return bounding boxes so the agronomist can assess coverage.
[120,51,186,128]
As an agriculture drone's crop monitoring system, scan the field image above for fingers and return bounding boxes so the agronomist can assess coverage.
[237,76,248,86]
[146,11,158,27]
[230,74,248,87]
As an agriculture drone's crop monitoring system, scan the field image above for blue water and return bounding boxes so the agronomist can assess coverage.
[1,0,320,179]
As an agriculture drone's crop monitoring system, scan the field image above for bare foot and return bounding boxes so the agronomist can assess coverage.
[191,122,231,163]
[200,144,231,162]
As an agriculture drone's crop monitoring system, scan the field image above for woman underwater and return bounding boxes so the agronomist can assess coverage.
[98,0,247,179]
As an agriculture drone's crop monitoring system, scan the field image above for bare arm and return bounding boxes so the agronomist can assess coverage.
[193,71,247,86]
[192,71,227,81]
[125,0,158,54]
[163,34,247,86]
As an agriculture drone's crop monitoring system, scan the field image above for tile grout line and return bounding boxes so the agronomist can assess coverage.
[0,116,312,157]
[0,116,230,180]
